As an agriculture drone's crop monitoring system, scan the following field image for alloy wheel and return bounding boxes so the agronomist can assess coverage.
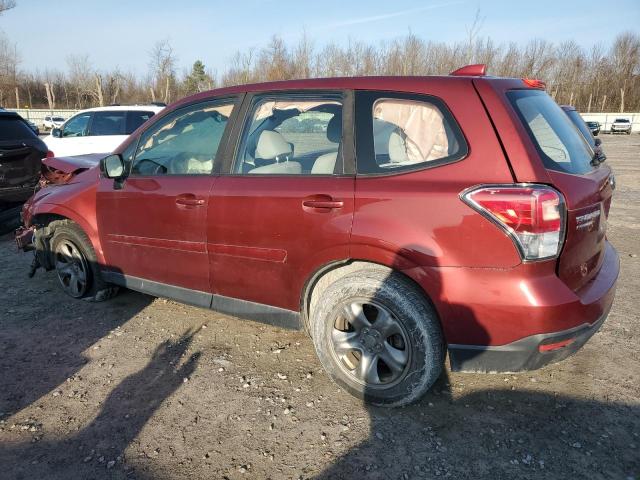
[330,300,411,388]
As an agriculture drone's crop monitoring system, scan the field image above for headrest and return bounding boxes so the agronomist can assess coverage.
[327,114,342,143]
[388,130,409,163]
[255,130,292,159]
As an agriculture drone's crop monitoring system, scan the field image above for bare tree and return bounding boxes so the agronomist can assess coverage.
[148,39,177,103]
[0,0,16,15]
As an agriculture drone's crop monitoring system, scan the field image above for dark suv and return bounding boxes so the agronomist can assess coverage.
[1,110,49,232]
[16,65,619,406]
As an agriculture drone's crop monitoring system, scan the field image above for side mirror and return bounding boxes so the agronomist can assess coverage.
[101,154,126,179]
[594,137,602,147]
[52,128,62,138]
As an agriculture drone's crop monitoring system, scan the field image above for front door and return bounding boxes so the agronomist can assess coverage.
[208,91,355,315]
[96,98,240,294]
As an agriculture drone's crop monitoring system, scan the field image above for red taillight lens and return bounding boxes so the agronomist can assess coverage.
[46,151,55,158]
[461,185,566,261]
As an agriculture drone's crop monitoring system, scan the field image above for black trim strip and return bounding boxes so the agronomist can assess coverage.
[102,272,301,330]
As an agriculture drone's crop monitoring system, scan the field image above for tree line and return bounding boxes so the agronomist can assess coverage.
[1,1,638,113]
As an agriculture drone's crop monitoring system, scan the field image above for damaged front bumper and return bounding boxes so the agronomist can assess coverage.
[15,225,35,251]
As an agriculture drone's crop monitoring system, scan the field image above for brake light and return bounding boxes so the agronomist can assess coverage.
[522,78,546,89]
[46,151,55,158]
[461,185,566,261]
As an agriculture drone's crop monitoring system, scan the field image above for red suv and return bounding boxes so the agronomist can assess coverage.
[16,65,619,406]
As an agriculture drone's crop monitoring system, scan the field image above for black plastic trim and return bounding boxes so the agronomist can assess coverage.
[102,272,301,330]
[448,306,610,373]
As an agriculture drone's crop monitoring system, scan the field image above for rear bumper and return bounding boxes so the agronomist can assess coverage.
[448,306,610,372]
[406,242,619,372]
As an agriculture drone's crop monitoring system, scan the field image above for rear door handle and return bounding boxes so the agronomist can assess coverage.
[176,194,205,207]
[302,195,344,210]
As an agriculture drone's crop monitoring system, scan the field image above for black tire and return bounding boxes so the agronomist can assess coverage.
[49,220,119,302]
[311,268,444,407]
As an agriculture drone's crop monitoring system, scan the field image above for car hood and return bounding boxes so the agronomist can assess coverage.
[41,153,105,185]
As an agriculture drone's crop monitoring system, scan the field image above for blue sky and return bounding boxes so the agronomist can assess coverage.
[2,0,639,75]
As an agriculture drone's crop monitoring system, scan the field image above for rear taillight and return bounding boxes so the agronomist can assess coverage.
[46,151,55,158]
[461,184,566,261]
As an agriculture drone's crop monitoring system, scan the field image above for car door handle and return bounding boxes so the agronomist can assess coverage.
[176,194,205,207]
[302,196,344,210]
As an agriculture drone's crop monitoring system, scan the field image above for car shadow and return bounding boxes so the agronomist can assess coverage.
[0,331,200,480]
[0,266,153,417]
[315,243,637,479]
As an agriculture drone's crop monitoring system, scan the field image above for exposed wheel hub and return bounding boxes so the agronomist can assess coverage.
[359,327,383,353]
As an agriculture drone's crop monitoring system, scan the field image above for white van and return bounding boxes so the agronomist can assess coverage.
[45,105,165,157]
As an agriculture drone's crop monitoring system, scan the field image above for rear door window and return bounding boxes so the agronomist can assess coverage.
[89,111,127,136]
[508,90,595,175]
[0,117,36,141]
[126,111,155,134]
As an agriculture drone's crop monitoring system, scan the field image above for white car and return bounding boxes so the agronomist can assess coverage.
[43,115,66,130]
[44,105,165,157]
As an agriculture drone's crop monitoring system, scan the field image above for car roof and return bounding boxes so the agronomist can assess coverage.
[74,105,165,115]
[0,110,21,119]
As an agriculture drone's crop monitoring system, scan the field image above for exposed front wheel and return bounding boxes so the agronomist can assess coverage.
[311,268,444,407]
[49,220,119,302]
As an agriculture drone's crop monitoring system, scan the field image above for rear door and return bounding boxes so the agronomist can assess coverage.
[480,82,614,291]
[207,90,355,314]
[87,110,128,154]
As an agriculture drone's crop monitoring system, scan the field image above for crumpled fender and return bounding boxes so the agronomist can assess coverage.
[32,202,106,265]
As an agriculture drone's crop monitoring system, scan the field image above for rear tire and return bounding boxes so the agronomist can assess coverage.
[311,268,444,407]
[49,220,119,302]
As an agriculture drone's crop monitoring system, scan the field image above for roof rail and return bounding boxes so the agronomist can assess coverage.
[450,64,487,76]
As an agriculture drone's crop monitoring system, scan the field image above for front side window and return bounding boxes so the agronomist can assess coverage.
[89,111,127,136]
[62,113,91,137]
[234,95,343,175]
[131,101,235,176]
[356,92,466,174]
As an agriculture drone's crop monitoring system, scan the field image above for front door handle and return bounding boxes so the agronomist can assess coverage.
[176,194,205,207]
[302,195,344,210]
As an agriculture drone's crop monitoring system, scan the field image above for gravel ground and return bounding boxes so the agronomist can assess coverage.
[0,134,638,480]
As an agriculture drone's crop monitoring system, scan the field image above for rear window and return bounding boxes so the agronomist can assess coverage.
[508,90,594,175]
[0,116,36,141]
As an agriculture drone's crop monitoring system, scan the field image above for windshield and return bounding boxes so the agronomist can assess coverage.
[507,90,595,175]
[53,117,65,122]
[615,118,630,123]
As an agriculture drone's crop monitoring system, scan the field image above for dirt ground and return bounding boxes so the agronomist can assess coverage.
[0,134,638,480]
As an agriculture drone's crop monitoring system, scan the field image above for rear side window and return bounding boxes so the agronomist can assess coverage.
[564,109,595,148]
[508,90,594,175]
[90,111,127,136]
[0,117,35,141]
[355,92,466,174]
[126,111,155,134]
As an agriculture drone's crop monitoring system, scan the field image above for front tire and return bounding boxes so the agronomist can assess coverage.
[50,220,118,302]
[311,268,444,407]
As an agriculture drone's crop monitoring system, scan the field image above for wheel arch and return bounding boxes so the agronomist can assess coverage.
[32,203,105,264]
[300,256,446,340]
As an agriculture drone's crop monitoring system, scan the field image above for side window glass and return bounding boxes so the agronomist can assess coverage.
[131,102,234,176]
[89,111,127,136]
[234,97,343,175]
[62,114,91,137]
[126,111,155,134]
[359,97,465,174]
